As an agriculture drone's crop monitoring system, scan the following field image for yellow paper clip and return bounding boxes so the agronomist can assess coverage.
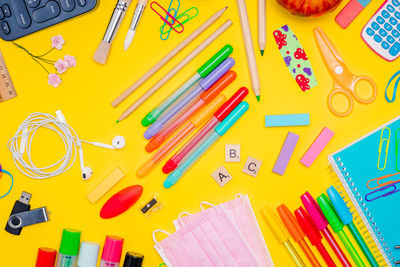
[377,127,391,170]
[367,171,400,190]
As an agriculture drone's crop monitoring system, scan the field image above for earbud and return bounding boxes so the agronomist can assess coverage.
[112,136,125,149]
[78,140,93,180]
[82,167,93,180]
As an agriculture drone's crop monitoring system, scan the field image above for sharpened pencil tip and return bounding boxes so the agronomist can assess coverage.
[256,95,260,102]
[260,50,264,56]
[116,120,119,123]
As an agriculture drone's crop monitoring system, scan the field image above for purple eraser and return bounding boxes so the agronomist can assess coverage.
[273,132,299,175]
[199,57,235,90]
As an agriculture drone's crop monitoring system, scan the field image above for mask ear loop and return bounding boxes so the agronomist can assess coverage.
[200,201,216,210]
[235,193,244,198]
[152,229,171,244]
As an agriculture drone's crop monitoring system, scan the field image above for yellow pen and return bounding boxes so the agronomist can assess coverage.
[261,205,306,267]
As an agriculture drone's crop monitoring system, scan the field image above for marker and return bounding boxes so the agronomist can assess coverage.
[141,45,233,126]
[294,207,336,267]
[261,205,306,267]
[317,194,365,267]
[143,57,234,139]
[146,71,236,152]
[36,248,57,267]
[137,94,226,177]
[164,101,248,188]
[163,87,248,173]
[277,204,321,267]
[100,236,124,267]
[301,192,352,267]
[57,229,81,267]
[327,186,379,267]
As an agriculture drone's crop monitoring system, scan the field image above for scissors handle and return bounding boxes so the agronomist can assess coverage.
[327,87,354,117]
[351,75,377,104]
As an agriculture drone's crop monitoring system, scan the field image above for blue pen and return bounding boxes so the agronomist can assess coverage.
[164,101,249,188]
[327,186,379,267]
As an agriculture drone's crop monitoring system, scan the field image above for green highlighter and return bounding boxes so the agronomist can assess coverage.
[317,194,366,267]
[141,44,233,127]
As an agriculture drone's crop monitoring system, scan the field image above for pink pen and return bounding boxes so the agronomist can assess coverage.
[163,87,248,173]
[301,192,352,267]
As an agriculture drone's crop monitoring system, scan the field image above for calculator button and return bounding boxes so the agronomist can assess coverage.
[388,35,395,44]
[2,4,11,17]
[26,0,40,8]
[397,23,400,31]
[1,21,10,34]
[380,28,388,37]
[395,12,400,19]
[60,0,75,12]
[32,1,60,23]
[393,29,400,38]
[366,28,375,36]
[390,17,398,25]
[382,10,390,18]
[382,41,390,49]
[77,0,86,7]
[377,16,385,24]
[388,5,395,12]
[374,34,383,43]
[372,22,380,30]
[393,0,400,6]
[389,42,400,56]
[385,23,393,31]
[0,8,3,20]
[10,0,31,29]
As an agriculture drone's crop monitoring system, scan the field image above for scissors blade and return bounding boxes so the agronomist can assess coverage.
[314,27,345,66]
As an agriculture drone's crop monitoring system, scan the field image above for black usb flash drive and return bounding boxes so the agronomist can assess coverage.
[5,191,31,235]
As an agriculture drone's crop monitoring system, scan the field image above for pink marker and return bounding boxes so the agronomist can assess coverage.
[300,127,334,167]
[100,235,124,267]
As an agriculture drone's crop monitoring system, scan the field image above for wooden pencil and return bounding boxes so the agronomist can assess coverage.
[258,0,266,56]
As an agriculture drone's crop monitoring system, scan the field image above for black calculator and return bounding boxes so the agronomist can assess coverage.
[0,0,97,41]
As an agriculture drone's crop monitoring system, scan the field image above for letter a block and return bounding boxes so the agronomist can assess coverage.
[242,156,262,177]
[211,166,232,187]
[225,144,240,162]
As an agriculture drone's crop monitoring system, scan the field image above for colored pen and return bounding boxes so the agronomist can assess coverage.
[261,205,306,267]
[124,0,148,50]
[327,186,379,267]
[163,87,248,174]
[146,71,236,152]
[317,194,365,267]
[277,204,321,267]
[164,101,248,188]
[136,94,226,177]
[141,45,233,126]
[301,192,352,267]
[294,207,336,267]
[143,57,235,139]
[57,229,81,267]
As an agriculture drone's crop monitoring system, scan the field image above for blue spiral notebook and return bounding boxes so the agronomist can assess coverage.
[328,116,400,267]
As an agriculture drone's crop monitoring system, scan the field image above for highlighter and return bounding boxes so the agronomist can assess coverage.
[142,45,233,126]
[317,194,365,267]
[261,205,306,267]
[57,229,81,267]
[294,207,336,267]
[146,71,236,152]
[143,57,235,139]
[100,236,124,267]
[277,204,321,267]
[136,94,226,177]
[163,87,249,174]
[327,186,379,267]
[164,101,248,188]
[301,192,352,267]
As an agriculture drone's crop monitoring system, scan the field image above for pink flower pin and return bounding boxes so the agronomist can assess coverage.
[51,35,65,50]
[54,59,69,74]
[64,55,76,68]
[48,73,62,87]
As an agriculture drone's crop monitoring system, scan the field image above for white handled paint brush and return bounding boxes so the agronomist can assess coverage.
[124,0,148,51]
[93,0,132,64]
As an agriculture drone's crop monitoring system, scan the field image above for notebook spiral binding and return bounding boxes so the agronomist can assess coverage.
[328,162,390,266]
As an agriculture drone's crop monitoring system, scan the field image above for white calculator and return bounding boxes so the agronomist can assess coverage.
[362,0,400,61]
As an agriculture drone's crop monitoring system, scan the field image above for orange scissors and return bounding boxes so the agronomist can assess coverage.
[314,27,377,117]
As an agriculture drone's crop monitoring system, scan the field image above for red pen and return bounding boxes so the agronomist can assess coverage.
[295,207,336,267]
[162,87,248,173]
[301,192,352,267]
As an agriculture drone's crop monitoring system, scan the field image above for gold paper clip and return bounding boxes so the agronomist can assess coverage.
[377,127,391,170]
[367,172,400,190]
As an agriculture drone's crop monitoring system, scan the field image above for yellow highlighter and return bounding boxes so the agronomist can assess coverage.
[136,94,226,178]
[261,205,306,267]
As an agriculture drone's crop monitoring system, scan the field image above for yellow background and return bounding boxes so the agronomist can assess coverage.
[0,0,397,265]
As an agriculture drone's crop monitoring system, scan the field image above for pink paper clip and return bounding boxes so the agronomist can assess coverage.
[150,1,184,33]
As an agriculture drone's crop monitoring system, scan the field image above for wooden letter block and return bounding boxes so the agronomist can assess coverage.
[211,166,232,187]
[225,144,241,162]
[242,156,262,177]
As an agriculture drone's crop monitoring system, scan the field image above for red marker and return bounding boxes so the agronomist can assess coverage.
[294,207,336,267]
[163,87,248,174]
[301,192,351,267]
[100,185,143,219]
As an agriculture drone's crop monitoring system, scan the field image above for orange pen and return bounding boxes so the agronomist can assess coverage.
[137,94,226,178]
[277,204,321,267]
[146,71,236,152]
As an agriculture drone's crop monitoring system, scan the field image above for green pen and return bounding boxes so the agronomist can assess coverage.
[317,194,365,267]
[327,186,379,267]
[141,44,233,127]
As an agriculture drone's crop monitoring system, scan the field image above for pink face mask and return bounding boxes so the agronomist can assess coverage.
[153,205,260,267]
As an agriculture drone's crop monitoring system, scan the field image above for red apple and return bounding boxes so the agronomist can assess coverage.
[277,0,342,17]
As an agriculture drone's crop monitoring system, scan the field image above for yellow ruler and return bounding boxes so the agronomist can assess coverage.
[0,50,16,103]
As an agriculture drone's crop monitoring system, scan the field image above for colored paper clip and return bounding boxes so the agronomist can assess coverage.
[385,70,400,103]
[367,172,400,190]
[396,129,400,172]
[151,1,184,33]
[365,180,400,202]
[377,127,391,170]
[160,7,198,36]
[159,0,180,40]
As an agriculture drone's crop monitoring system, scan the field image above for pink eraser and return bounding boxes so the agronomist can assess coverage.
[335,0,365,29]
[300,127,334,167]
